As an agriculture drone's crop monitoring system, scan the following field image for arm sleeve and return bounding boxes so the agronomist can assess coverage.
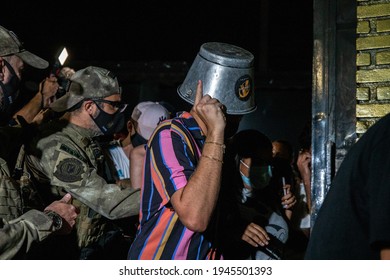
[64,170,141,219]
[38,143,140,220]
[0,209,53,259]
[148,124,197,202]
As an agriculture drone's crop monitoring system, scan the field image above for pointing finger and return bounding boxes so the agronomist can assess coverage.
[193,80,203,106]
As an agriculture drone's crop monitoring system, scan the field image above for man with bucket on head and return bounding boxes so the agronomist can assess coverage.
[128,42,257,260]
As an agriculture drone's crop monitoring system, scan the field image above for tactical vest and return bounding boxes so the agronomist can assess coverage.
[72,134,109,249]
[72,199,108,248]
[0,125,26,220]
[25,122,112,250]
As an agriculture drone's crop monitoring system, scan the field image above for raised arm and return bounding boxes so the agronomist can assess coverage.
[170,80,226,232]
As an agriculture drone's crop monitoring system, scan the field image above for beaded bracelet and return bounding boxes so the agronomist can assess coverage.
[202,154,223,164]
[204,141,226,154]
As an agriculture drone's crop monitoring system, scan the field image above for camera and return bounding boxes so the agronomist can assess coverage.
[51,47,71,99]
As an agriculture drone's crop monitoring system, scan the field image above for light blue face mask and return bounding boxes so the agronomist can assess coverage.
[240,160,253,188]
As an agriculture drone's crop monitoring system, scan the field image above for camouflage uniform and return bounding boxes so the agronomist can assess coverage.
[25,119,140,258]
[0,24,66,259]
[0,157,23,221]
[0,126,24,220]
[0,210,56,259]
[0,126,67,260]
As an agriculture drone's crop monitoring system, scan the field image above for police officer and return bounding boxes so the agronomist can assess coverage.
[0,25,59,126]
[0,25,78,259]
[24,66,140,259]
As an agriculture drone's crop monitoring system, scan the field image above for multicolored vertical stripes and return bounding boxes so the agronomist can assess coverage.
[128,112,218,259]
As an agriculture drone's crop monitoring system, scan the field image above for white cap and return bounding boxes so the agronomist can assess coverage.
[131,101,170,140]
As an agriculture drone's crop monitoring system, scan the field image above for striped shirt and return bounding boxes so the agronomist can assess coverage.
[128,112,220,259]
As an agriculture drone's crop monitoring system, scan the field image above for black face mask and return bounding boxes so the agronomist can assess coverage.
[0,60,21,114]
[92,106,125,136]
[130,132,147,147]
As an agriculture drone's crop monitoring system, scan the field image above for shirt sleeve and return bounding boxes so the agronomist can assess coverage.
[0,210,53,259]
[37,140,140,220]
[149,124,198,201]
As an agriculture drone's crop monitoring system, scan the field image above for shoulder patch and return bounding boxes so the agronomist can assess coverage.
[59,144,86,163]
[53,158,85,183]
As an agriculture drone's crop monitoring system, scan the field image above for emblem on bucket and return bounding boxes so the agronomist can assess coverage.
[178,42,256,115]
[235,75,252,101]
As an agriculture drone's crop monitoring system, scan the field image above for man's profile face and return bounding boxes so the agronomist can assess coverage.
[3,56,24,81]
[0,55,24,115]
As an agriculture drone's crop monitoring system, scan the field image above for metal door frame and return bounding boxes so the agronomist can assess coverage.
[311,0,357,225]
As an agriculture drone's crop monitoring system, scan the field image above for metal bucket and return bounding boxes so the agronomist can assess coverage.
[178,42,256,115]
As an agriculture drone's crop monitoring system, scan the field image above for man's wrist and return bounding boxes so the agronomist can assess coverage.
[43,210,63,231]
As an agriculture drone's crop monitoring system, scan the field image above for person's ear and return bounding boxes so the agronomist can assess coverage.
[84,100,95,115]
[127,119,133,133]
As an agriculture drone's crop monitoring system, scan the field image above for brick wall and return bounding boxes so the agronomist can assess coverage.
[356,0,390,134]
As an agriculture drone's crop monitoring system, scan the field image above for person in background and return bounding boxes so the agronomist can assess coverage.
[272,139,294,166]
[293,122,312,237]
[129,101,171,189]
[103,101,170,189]
[221,129,296,260]
[0,24,78,259]
[272,137,309,259]
[99,101,170,246]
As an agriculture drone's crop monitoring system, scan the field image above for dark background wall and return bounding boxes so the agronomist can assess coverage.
[2,0,313,153]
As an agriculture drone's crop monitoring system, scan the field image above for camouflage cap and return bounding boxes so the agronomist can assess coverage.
[0,25,48,69]
[50,66,121,112]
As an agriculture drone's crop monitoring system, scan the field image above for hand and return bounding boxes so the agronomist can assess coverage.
[116,178,132,189]
[44,193,79,235]
[297,150,311,179]
[241,222,270,247]
[281,184,296,209]
[39,76,59,108]
[190,80,226,136]
[297,149,312,212]
[31,108,52,125]
[59,67,75,79]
